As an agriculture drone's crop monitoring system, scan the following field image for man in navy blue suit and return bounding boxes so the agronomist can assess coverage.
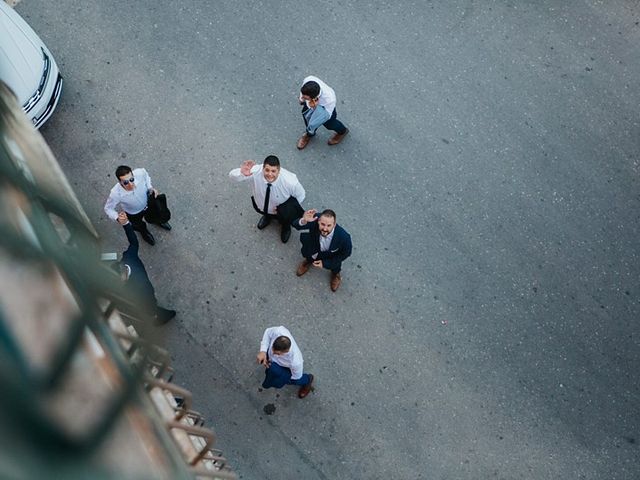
[293,209,352,292]
[117,212,176,324]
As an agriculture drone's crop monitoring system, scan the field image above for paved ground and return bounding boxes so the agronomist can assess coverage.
[18,0,640,478]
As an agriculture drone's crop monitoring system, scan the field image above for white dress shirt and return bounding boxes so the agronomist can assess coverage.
[259,326,304,380]
[104,168,153,221]
[228,164,305,215]
[299,75,337,116]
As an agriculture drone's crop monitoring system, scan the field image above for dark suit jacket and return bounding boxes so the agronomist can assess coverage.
[121,222,157,309]
[145,192,171,224]
[293,215,352,271]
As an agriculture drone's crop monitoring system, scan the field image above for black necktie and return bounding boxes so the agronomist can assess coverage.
[262,183,272,215]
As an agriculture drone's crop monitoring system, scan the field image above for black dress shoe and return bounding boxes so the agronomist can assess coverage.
[159,222,172,231]
[257,215,271,230]
[280,224,291,243]
[141,230,156,245]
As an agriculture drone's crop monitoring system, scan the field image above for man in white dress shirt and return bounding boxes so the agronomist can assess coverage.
[229,155,305,243]
[104,165,172,246]
[297,75,349,150]
[256,325,314,399]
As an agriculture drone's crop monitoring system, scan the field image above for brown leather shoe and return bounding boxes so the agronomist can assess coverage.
[328,128,349,145]
[330,272,342,292]
[298,374,314,399]
[296,260,311,276]
[297,133,311,150]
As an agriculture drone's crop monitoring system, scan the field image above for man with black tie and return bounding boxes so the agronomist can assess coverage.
[117,212,176,325]
[228,155,305,243]
[293,209,353,292]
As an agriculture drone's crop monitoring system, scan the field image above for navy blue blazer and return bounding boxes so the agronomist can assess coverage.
[121,222,157,308]
[293,215,352,271]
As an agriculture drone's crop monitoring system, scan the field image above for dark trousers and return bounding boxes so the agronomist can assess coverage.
[262,361,311,389]
[126,209,152,234]
[251,196,303,227]
[302,105,347,135]
[127,202,168,234]
[302,254,342,274]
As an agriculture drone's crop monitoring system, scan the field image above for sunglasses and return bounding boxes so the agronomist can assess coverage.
[120,176,135,186]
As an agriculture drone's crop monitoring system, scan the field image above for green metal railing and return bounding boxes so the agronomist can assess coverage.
[0,81,197,479]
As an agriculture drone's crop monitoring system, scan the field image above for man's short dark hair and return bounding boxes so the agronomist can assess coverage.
[320,209,336,221]
[263,155,280,168]
[273,336,291,352]
[301,81,320,98]
[115,165,132,179]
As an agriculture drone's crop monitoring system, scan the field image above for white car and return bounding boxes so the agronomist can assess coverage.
[0,1,62,128]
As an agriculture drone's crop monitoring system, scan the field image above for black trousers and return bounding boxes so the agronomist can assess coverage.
[126,193,171,233]
[126,209,150,234]
[251,196,303,226]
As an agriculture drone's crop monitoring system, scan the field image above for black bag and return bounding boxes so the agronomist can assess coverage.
[145,192,171,224]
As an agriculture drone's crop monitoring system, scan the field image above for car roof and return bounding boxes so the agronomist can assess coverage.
[0,2,47,103]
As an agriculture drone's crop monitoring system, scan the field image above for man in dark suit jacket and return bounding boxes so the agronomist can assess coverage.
[117,212,176,324]
[292,209,352,292]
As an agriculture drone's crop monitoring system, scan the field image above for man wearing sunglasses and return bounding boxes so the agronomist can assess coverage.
[104,165,171,245]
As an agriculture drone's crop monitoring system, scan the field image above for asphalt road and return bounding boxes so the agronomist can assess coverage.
[17,1,640,479]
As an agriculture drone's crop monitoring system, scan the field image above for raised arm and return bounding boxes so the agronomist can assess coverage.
[229,160,258,182]
[119,213,139,256]
[292,209,317,230]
